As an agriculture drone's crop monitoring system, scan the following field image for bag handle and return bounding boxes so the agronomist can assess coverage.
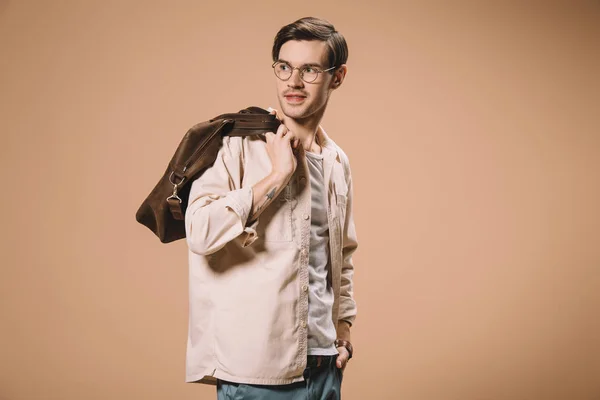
[224,118,282,137]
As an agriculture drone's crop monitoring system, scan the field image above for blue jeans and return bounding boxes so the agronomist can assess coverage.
[216,355,343,400]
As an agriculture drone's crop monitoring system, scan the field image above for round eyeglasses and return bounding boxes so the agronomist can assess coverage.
[272,61,336,83]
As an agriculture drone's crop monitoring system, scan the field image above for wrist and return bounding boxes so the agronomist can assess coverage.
[335,339,353,359]
[270,170,291,185]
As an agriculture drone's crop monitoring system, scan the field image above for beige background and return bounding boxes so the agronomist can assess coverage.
[1,1,599,399]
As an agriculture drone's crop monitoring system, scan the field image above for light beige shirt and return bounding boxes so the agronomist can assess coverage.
[184,125,358,385]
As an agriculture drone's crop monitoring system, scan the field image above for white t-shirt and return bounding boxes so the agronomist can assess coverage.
[305,149,338,356]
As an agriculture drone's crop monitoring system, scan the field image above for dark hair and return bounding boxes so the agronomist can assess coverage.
[272,17,348,70]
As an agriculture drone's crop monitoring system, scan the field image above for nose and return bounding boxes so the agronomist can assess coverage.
[287,68,304,88]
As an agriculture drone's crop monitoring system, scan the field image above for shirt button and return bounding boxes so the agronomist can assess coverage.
[303,213,310,220]
[301,320,307,328]
[302,284,309,292]
[299,176,307,185]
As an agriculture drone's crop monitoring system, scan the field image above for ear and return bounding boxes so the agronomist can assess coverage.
[329,64,348,90]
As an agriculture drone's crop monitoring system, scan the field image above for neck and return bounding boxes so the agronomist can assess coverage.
[281,106,326,152]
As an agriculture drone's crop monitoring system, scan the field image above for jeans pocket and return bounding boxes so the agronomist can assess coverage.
[333,361,344,384]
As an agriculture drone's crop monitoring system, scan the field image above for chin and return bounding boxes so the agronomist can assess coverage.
[280,103,312,120]
[283,108,306,119]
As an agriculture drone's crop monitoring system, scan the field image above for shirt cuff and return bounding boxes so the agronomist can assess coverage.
[241,218,259,247]
[338,300,357,326]
[224,186,259,247]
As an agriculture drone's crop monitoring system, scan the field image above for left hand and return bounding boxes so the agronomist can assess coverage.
[335,345,350,373]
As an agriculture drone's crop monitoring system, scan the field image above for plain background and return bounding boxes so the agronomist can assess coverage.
[1,1,599,399]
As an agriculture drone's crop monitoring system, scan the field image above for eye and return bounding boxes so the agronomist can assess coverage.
[278,63,290,71]
[304,66,317,74]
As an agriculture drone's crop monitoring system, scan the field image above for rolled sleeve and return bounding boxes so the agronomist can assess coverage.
[223,186,260,248]
[223,186,252,225]
[185,136,261,255]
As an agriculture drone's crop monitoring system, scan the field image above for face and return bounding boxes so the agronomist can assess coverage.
[274,40,340,121]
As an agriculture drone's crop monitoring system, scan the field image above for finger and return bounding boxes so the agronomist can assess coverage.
[268,107,283,121]
[276,124,288,136]
[285,133,297,145]
[264,131,275,142]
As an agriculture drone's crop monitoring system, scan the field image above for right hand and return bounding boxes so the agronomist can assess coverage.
[265,123,299,181]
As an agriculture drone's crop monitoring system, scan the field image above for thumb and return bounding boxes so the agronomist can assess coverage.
[267,107,282,120]
[336,359,342,368]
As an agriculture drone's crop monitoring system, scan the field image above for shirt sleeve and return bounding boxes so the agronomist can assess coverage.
[185,136,260,255]
[338,163,358,326]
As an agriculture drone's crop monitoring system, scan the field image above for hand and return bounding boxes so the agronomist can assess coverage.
[265,123,298,181]
[268,108,299,150]
[335,345,350,373]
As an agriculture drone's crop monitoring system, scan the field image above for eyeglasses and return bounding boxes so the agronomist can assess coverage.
[272,61,336,83]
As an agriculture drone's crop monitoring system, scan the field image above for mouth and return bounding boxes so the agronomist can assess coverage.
[284,93,307,104]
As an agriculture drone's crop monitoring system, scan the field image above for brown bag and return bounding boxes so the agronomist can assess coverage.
[135,106,281,243]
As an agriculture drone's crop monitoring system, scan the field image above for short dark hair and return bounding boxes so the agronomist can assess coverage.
[272,17,348,70]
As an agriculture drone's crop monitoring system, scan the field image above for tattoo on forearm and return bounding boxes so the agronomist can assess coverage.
[250,186,278,220]
[266,187,277,200]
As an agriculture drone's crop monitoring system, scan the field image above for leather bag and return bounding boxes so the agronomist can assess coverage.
[135,106,281,243]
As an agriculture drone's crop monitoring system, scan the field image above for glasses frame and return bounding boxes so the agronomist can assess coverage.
[272,61,337,83]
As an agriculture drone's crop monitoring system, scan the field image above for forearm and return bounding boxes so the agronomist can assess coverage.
[337,320,352,342]
[247,171,290,224]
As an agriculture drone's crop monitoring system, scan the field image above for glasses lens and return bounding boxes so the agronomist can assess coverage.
[301,67,319,83]
[274,62,292,80]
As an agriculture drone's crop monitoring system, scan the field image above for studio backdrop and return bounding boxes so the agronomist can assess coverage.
[1,1,599,399]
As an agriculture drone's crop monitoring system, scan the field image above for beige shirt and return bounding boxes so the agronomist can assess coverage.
[184,125,358,385]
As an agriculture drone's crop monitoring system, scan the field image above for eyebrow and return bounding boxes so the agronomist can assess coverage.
[277,59,325,69]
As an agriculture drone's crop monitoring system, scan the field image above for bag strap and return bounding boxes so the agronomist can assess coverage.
[214,113,281,136]
[225,119,281,135]
[211,106,282,135]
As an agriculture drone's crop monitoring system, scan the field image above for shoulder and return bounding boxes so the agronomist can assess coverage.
[222,134,266,166]
[327,137,353,178]
[224,134,266,152]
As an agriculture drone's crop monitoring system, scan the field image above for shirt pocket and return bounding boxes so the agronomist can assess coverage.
[257,185,293,242]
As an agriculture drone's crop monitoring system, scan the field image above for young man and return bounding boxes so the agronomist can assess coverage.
[184,17,358,399]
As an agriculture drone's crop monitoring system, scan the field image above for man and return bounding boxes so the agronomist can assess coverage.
[184,16,358,399]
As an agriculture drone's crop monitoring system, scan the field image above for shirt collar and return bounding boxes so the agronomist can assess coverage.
[317,125,341,163]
